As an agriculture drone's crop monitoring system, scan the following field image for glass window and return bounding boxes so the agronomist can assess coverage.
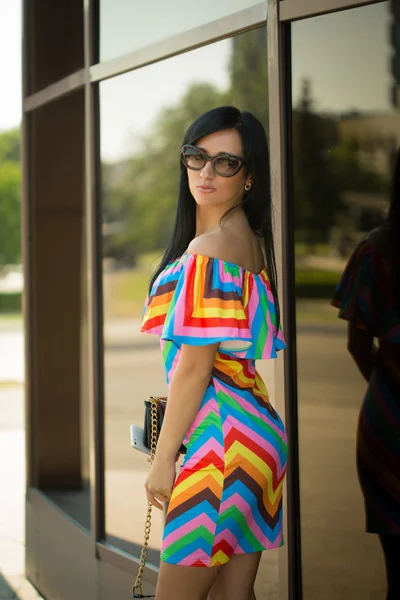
[99,0,266,62]
[100,26,278,596]
[292,3,397,598]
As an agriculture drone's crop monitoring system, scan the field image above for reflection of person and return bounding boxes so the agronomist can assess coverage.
[140,106,288,600]
[332,151,400,600]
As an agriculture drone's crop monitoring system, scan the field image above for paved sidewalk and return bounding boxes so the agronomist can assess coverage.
[0,386,43,599]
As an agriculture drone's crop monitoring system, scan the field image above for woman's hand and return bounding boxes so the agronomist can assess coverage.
[144,458,176,510]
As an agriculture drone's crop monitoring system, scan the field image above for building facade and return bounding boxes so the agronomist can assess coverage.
[22,1,399,598]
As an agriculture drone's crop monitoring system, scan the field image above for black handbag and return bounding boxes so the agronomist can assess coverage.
[143,396,186,455]
[132,397,186,598]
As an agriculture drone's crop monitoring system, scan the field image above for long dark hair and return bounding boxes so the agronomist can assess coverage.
[388,148,400,312]
[149,106,281,330]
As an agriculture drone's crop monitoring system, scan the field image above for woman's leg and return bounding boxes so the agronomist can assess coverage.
[379,534,400,600]
[207,552,262,600]
[155,561,220,600]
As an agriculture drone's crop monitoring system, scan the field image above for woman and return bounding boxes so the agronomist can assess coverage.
[140,106,288,600]
[332,151,400,600]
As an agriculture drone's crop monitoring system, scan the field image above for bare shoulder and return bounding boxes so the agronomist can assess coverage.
[187,231,239,264]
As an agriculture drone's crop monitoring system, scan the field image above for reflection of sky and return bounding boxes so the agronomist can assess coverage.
[292,2,391,113]
[100,0,264,62]
[1,1,395,161]
[101,2,394,161]
[100,40,231,161]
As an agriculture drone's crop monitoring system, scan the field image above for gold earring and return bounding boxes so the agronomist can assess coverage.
[245,182,252,191]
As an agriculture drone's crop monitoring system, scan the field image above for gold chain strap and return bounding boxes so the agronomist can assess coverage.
[132,398,160,598]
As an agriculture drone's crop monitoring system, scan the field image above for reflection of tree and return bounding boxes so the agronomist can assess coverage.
[0,129,21,267]
[103,29,271,266]
[334,136,388,194]
[103,83,225,264]
[292,79,389,250]
[228,29,269,131]
[0,128,20,163]
[292,79,342,247]
[103,33,391,267]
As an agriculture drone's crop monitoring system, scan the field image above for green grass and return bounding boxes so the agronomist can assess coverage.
[0,292,21,313]
[104,251,163,318]
[295,268,340,286]
[294,243,331,257]
[295,299,341,324]
[0,312,22,321]
[295,268,341,300]
[112,269,151,316]
[136,250,163,270]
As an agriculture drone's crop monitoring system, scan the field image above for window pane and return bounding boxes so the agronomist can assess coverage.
[101,26,279,597]
[99,0,265,62]
[292,3,397,598]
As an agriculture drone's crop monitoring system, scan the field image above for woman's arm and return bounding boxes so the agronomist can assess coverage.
[347,322,377,382]
[145,342,218,509]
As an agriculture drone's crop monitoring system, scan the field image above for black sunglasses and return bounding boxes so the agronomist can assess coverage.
[181,144,246,177]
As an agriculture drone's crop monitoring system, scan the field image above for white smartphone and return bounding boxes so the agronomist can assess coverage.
[130,424,150,455]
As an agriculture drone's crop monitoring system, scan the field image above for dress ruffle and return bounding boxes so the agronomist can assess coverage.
[141,253,285,359]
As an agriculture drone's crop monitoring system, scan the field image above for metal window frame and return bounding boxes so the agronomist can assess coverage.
[23,5,268,114]
[22,0,35,489]
[97,544,158,585]
[279,0,383,21]
[267,2,302,599]
[24,70,86,112]
[84,0,105,551]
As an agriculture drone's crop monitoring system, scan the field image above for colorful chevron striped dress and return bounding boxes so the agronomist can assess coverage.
[141,253,288,567]
[332,227,400,534]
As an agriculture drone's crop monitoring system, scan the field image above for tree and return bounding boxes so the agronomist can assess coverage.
[292,79,342,246]
[227,28,269,131]
[0,161,21,267]
[103,83,225,264]
[333,135,387,194]
[0,128,20,163]
[0,128,21,267]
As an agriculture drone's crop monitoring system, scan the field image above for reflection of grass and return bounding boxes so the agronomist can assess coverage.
[296,299,340,324]
[295,268,341,299]
[136,251,163,271]
[104,251,162,319]
[295,243,330,257]
[296,269,340,285]
[112,270,150,318]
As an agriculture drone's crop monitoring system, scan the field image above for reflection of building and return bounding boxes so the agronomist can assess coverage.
[335,112,397,242]
[22,2,398,600]
[339,112,400,175]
